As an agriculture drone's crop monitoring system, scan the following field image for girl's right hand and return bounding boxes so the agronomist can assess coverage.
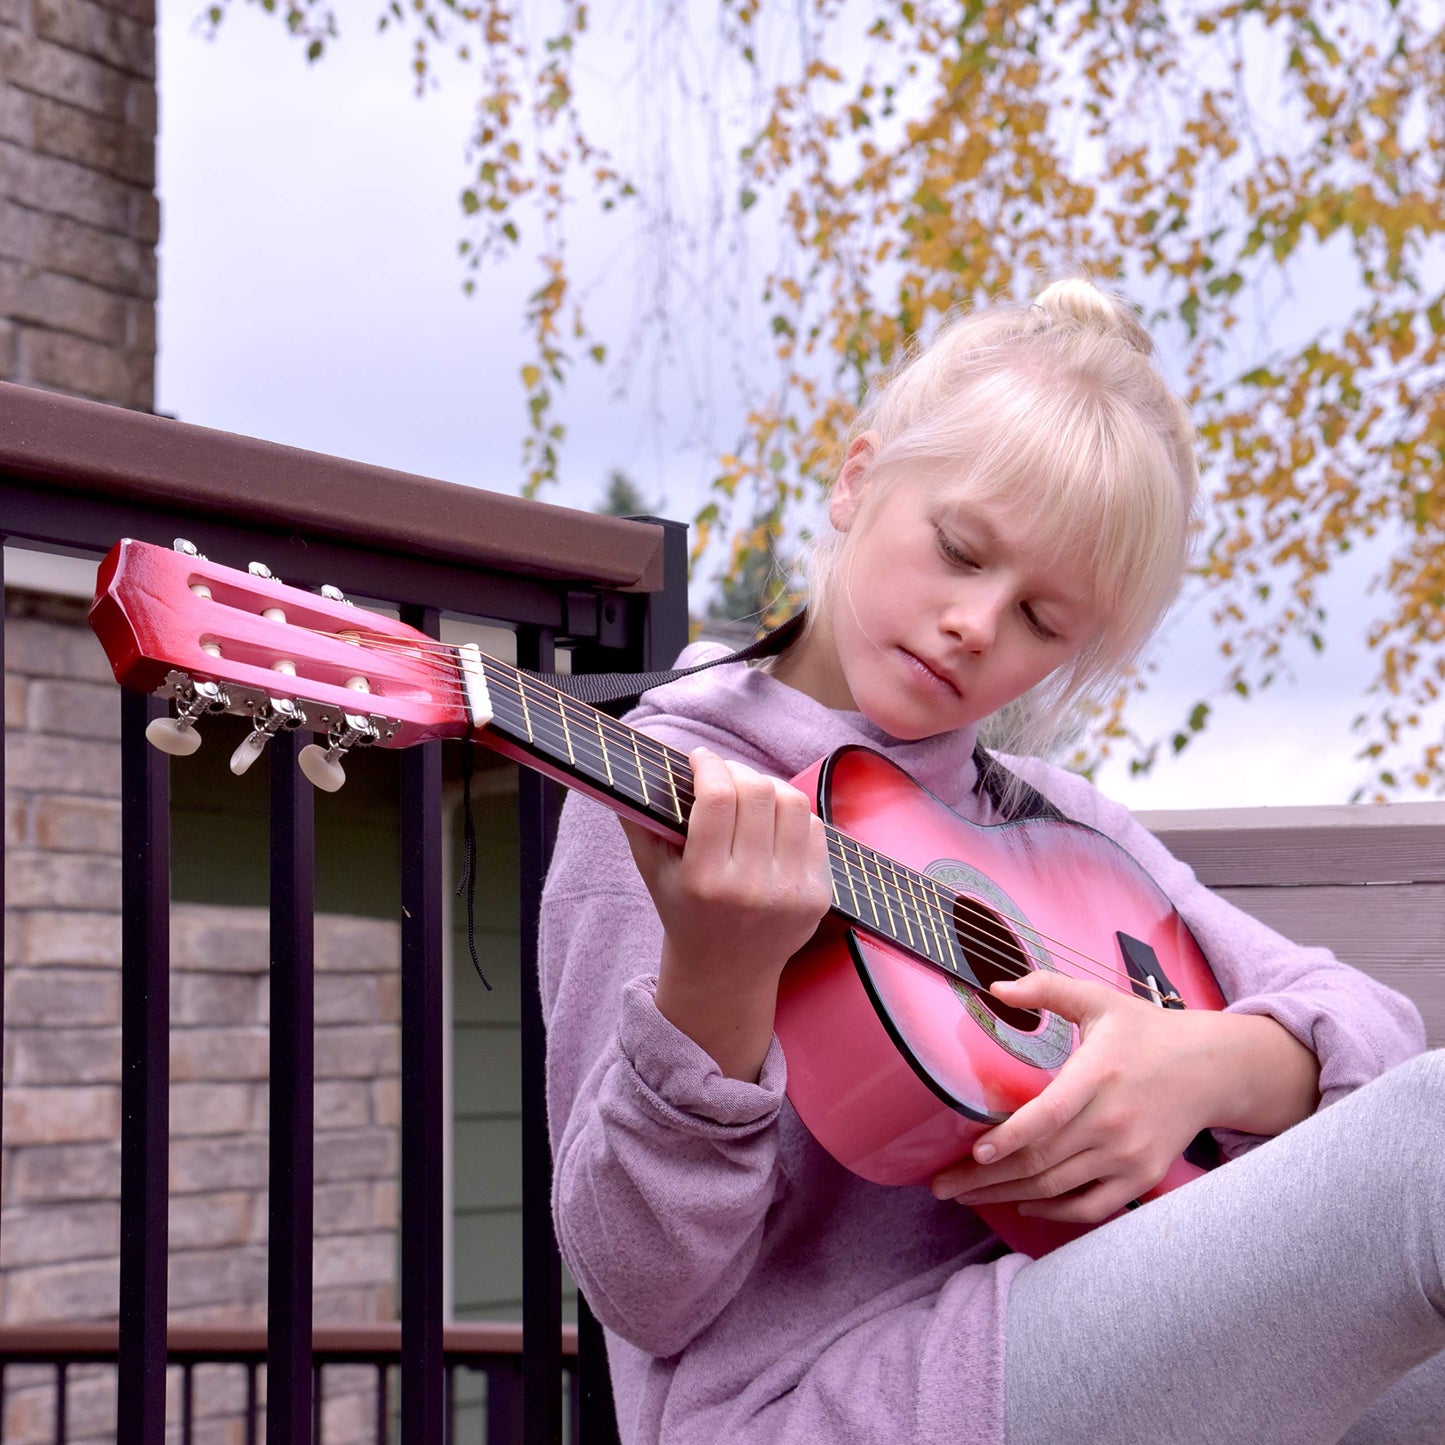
[621,746,833,1082]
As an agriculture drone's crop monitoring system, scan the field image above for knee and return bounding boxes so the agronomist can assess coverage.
[1378,1048,1445,1104]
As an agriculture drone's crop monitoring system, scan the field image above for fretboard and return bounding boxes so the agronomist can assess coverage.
[468,652,979,989]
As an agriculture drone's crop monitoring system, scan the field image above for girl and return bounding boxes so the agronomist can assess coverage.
[539,280,1442,1444]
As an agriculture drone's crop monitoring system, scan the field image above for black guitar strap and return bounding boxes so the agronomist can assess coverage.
[969,743,1067,824]
[527,610,809,714]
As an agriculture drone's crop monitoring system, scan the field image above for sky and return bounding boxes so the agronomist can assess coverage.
[153,3,1424,813]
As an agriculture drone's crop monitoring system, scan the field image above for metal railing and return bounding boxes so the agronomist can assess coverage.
[0,380,689,1442]
[0,1322,578,1444]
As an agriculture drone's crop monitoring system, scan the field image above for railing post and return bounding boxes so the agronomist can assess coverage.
[399,604,448,1440]
[517,625,564,1445]
[267,731,316,1442]
[118,690,171,1444]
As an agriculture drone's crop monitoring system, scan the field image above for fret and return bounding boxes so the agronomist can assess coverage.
[863,846,894,937]
[917,875,950,969]
[628,730,651,809]
[517,671,536,744]
[828,832,861,919]
[556,695,579,767]
[885,857,916,951]
[851,842,881,930]
[593,713,615,788]
[660,749,685,824]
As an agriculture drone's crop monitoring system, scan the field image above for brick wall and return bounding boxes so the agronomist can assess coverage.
[0,0,158,409]
[3,589,401,1442]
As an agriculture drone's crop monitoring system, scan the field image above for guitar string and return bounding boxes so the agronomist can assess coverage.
[319,630,1175,1004]
[290,627,1174,1004]
[328,630,1175,1005]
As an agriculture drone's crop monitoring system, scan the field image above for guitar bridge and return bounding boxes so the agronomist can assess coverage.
[1116,933,1186,1009]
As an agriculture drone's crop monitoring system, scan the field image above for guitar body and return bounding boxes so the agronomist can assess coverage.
[775,746,1226,1257]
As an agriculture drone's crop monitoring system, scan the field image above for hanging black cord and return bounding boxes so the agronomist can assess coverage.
[454,738,492,991]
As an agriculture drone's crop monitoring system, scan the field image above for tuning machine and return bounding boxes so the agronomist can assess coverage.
[230,696,307,776]
[297,713,381,792]
[145,674,229,757]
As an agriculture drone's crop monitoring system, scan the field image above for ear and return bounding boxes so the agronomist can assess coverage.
[829,431,882,533]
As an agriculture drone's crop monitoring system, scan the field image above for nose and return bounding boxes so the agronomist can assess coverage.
[941,586,1006,654]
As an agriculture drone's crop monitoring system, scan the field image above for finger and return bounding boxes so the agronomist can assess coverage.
[724,759,783,861]
[620,815,674,873]
[989,968,1118,1026]
[966,1062,1098,1169]
[1015,1175,1141,1226]
[682,747,739,871]
[940,1148,1109,1209]
[770,779,819,866]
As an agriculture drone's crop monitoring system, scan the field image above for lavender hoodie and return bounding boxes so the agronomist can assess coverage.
[538,648,1425,1445]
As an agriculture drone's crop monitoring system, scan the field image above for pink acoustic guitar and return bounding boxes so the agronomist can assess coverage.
[90,537,1226,1258]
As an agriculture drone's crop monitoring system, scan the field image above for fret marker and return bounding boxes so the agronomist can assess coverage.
[457,644,494,728]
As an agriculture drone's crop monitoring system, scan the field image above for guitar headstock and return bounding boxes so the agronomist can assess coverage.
[90,538,481,788]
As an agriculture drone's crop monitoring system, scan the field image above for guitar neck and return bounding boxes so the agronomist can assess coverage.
[467,651,698,837]
[463,651,978,990]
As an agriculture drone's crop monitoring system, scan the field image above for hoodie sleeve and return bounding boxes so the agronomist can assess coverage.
[538,785,790,1358]
[1019,763,1426,1155]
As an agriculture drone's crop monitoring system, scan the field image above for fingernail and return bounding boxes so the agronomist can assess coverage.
[974,1143,996,1163]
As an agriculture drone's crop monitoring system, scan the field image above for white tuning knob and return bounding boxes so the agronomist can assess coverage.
[145,717,203,756]
[298,744,347,792]
[229,730,270,777]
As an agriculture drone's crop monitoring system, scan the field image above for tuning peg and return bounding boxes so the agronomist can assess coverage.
[228,696,306,777]
[319,584,350,605]
[298,744,347,792]
[146,677,227,759]
[145,717,203,756]
[295,713,381,792]
[173,538,206,559]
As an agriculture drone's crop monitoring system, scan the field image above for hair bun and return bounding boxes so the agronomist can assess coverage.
[1034,278,1153,357]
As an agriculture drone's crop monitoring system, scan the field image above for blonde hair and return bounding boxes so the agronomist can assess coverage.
[806,278,1199,761]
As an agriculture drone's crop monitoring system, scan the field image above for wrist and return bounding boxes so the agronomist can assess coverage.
[1203,1010,1321,1136]
[654,945,783,1084]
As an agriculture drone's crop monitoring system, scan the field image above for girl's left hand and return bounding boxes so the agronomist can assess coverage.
[929,969,1317,1225]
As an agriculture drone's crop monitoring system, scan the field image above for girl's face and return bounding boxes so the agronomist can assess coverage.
[780,436,1105,740]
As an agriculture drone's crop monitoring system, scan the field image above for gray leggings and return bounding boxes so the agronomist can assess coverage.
[1004,1050,1445,1445]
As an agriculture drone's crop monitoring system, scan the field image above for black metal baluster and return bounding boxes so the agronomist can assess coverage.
[313,1362,323,1442]
[399,604,446,1442]
[246,1363,258,1445]
[375,1362,389,1444]
[55,1361,67,1441]
[516,626,563,1445]
[181,1363,194,1445]
[0,541,7,1271]
[268,730,316,1443]
[118,690,170,1445]
[487,1359,523,1445]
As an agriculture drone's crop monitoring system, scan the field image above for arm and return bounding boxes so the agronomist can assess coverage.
[539,752,828,1357]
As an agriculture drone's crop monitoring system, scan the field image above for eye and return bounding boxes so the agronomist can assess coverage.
[936,529,977,569]
[1022,604,1061,642]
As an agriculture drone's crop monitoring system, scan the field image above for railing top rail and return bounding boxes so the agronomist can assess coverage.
[0,382,667,593]
[1137,799,1445,888]
[0,1322,578,1363]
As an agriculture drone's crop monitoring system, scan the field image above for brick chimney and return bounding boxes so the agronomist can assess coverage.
[0,0,157,410]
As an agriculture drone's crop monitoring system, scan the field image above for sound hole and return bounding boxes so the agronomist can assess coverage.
[952,894,1041,1031]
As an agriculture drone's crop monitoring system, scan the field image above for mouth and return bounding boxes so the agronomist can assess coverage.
[900,649,959,696]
